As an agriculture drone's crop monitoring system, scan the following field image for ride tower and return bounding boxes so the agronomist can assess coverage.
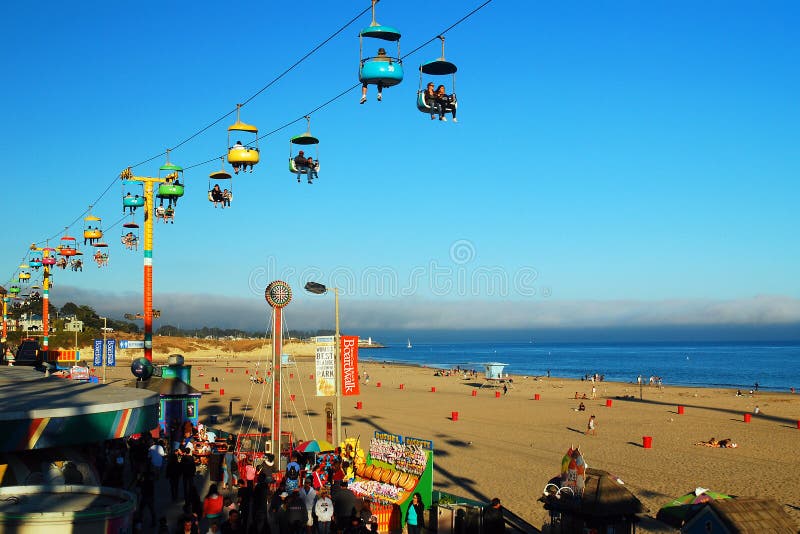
[120,155,182,362]
[265,280,292,470]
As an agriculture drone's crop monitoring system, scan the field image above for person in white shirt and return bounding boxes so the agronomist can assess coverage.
[148,439,166,478]
[299,477,317,534]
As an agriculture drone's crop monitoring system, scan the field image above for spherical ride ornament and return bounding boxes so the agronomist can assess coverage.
[265,280,292,308]
[131,357,154,380]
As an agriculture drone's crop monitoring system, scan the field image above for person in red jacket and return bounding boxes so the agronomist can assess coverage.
[203,484,224,529]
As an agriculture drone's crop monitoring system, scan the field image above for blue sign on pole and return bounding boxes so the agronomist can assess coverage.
[106,339,116,367]
[93,339,103,366]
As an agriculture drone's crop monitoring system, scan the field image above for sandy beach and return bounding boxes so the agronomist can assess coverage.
[99,343,800,532]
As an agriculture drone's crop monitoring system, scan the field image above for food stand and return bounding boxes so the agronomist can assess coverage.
[348,431,434,533]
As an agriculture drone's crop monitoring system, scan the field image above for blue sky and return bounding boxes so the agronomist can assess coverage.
[1,1,798,338]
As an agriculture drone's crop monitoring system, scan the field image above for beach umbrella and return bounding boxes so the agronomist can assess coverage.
[656,487,734,528]
[294,439,335,453]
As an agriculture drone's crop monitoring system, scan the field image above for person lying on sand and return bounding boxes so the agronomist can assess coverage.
[695,437,738,448]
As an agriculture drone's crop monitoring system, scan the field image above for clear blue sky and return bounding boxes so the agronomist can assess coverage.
[1,1,798,337]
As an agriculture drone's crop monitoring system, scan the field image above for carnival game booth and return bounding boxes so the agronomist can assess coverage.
[129,355,202,433]
[348,432,434,533]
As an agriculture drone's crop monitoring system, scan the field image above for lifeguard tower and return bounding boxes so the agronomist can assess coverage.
[480,362,512,389]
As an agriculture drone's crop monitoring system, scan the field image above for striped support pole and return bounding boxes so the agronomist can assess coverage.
[2,296,8,342]
[42,251,50,351]
[143,181,155,362]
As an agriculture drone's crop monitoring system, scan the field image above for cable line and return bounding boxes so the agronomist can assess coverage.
[129,4,373,171]
[4,0,495,276]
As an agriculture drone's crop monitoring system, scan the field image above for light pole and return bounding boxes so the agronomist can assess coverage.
[100,316,107,384]
[304,282,341,447]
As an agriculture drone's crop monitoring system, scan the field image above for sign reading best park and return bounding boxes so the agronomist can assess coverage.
[340,335,360,396]
[314,335,361,397]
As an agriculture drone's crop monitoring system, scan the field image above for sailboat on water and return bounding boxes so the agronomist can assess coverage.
[407,338,412,349]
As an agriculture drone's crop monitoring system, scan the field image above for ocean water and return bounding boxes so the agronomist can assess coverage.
[359,341,800,392]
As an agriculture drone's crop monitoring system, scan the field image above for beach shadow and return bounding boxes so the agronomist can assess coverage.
[627,441,644,448]
[349,415,384,423]
[615,397,797,426]
[304,410,320,417]
[566,427,585,434]
[637,488,671,500]
[444,439,471,448]
[780,424,798,429]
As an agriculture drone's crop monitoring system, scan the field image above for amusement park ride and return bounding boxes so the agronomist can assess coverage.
[4,0,465,371]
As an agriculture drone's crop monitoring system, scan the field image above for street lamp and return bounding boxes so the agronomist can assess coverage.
[304,281,341,447]
[100,316,107,383]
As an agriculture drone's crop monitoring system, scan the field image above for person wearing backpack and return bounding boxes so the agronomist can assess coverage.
[285,454,301,492]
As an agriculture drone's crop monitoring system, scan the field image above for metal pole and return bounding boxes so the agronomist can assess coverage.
[272,306,283,471]
[102,317,107,384]
[334,288,341,447]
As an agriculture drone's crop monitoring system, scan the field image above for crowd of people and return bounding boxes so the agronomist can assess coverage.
[83,416,509,534]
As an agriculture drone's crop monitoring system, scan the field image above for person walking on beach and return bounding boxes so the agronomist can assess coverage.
[586,415,597,436]
[483,498,505,534]
[502,383,508,396]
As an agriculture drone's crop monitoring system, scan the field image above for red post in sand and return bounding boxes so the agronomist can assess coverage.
[399,384,404,390]
[310,374,314,380]
[534,393,540,400]
[495,391,501,398]
[451,411,458,421]
[290,394,295,401]
[471,390,477,396]
[606,399,613,407]
[677,406,684,415]
[356,401,363,410]
[744,413,751,423]
[205,384,209,390]
[376,382,381,388]
[220,388,225,396]
[431,386,436,393]
[642,436,653,449]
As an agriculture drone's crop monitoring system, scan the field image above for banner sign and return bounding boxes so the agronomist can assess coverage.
[370,431,433,475]
[93,339,103,366]
[105,339,116,367]
[119,340,145,349]
[340,335,360,396]
[315,344,336,397]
